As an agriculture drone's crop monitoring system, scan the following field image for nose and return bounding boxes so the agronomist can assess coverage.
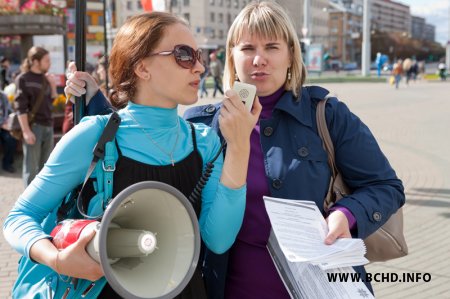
[193,59,205,74]
[253,50,267,67]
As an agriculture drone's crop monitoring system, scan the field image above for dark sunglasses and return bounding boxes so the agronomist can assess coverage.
[149,44,202,69]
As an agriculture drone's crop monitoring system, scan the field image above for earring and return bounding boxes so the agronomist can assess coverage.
[287,68,292,81]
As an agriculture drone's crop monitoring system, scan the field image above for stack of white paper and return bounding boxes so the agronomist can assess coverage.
[263,196,368,270]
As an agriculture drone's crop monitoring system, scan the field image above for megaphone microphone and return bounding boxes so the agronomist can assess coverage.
[50,181,200,299]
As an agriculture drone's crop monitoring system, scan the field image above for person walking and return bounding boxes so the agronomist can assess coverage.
[392,59,403,89]
[199,65,209,98]
[0,57,11,90]
[0,90,17,173]
[13,46,58,186]
[209,52,224,97]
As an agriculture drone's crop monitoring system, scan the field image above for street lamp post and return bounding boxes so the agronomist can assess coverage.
[446,1,450,69]
[303,0,311,42]
[361,0,371,76]
[74,0,86,124]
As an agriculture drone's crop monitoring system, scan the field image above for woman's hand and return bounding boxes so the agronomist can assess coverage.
[53,230,103,281]
[219,89,262,149]
[324,210,352,245]
[218,89,262,188]
[64,62,100,105]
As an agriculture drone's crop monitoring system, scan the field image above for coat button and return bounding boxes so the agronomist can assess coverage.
[272,179,282,189]
[263,127,274,136]
[205,105,216,113]
[297,147,309,157]
[373,212,382,222]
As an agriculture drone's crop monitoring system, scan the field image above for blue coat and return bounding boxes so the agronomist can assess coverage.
[184,86,405,298]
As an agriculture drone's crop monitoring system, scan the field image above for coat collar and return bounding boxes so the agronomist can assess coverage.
[273,86,329,128]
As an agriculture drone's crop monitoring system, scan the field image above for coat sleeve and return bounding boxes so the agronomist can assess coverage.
[326,98,405,239]
[85,90,115,116]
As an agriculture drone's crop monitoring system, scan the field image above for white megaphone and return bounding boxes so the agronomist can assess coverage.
[51,181,200,299]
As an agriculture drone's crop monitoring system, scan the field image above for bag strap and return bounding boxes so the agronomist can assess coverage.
[28,77,48,123]
[76,112,121,219]
[316,95,338,178]
[316,95,352,212]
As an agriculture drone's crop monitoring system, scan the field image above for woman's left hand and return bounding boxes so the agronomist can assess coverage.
[219,89,262,148]
[324,210,352,245]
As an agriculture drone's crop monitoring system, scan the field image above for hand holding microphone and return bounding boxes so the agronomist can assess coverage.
[219,82,261,149]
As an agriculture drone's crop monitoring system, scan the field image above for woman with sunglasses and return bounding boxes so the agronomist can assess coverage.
[3,12,261,298]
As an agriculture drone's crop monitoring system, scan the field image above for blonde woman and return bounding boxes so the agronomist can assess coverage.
[186,2,404,298]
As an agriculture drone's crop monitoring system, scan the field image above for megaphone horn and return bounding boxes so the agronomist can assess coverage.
[51,181,200,299]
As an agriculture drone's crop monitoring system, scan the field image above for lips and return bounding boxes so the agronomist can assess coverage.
[251,71,269,80]
[251,71,268,76]
[189,80,200,87]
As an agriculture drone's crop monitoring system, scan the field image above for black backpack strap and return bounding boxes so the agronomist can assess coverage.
[77,112,121,219]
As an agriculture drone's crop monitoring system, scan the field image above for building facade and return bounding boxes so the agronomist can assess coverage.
[411,15,435,42]
[371,0,411,35]
[327,0,363,64]
[109,0,330,51]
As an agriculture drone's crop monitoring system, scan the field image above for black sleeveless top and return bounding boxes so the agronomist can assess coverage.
[99,123,207,299]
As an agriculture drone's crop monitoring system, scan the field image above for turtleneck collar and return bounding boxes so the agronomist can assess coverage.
[125,101,179,129]
[259,86,285,119]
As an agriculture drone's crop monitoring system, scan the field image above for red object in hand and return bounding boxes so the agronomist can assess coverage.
[50,219,98,250]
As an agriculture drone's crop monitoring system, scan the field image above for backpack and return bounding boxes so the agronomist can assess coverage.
[13,112,121,299]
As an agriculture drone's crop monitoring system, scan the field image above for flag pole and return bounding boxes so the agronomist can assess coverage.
[74,0,87,125]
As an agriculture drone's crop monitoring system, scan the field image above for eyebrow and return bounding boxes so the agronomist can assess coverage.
[239,42,281,47]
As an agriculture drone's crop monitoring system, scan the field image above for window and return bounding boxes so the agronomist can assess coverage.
[137,0,142,9]
[218,13,223,23]
[210,12,215,22]
[227,13,232,26]
[210,0,215,5]
[183,0,189,5]
[219,29,224,39]
[184,13,190,23]
[211,29,216,38]
[219,0,223,6]
[234,0,239,8]
[126,1,132,10]
[98,15,104,26]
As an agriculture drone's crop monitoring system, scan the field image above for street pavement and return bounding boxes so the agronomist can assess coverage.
[1,79,449,298]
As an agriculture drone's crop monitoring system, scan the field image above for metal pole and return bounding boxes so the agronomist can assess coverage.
[446,1,450,69]
[303,0,311,40]
[103,0,109,95]
[342,11,347,64]
[74,0,86,125]
[361,0,371,76]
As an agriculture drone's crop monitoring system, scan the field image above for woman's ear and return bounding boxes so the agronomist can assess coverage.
[134,60,151,80]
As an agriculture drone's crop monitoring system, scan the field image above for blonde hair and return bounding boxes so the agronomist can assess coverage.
[224,1,306,97]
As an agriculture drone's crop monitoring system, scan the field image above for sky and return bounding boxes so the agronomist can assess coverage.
[399,0,449,45]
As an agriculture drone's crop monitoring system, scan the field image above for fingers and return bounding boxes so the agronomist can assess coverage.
[324,210,351,245]
[223,89,246,112]
[250,96,262,117]
[67,61,77,74]
[78,229,96,246]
